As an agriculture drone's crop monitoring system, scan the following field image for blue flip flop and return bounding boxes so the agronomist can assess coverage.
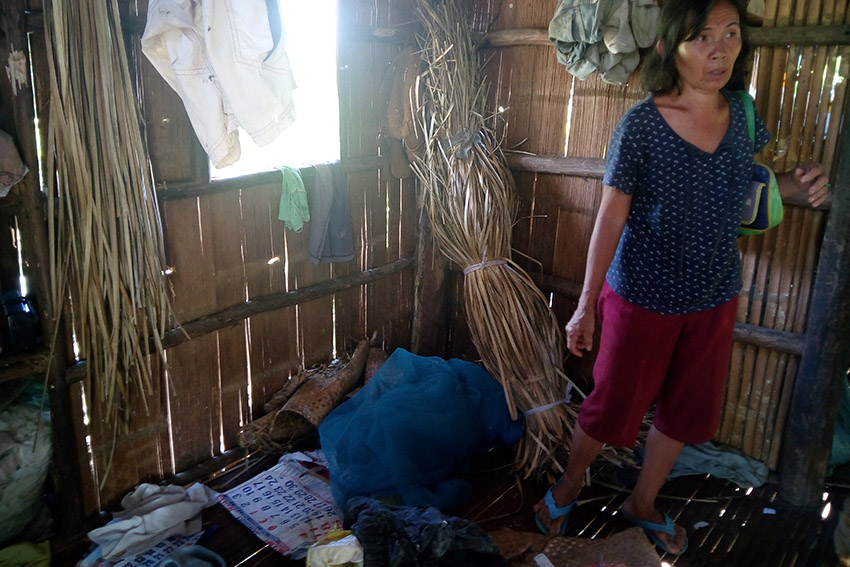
[534,487,576,535]
[620,508,688,556]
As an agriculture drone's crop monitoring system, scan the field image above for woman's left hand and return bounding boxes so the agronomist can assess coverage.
[792,162,830,207]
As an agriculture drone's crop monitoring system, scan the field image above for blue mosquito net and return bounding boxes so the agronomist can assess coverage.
[319,348,524,512]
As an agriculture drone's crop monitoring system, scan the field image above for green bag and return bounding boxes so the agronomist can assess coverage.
[737,91,783,236]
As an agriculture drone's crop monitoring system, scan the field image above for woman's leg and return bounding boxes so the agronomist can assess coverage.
[533,424,603,534]
[622,425,687,554]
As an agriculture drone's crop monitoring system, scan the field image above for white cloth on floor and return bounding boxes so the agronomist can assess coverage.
[87,483,218,561]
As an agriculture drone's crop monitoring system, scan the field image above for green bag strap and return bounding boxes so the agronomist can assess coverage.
[736,90,756,152]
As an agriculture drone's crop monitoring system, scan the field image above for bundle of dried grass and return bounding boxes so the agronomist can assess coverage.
[409,0,595,478]
[43,0,174,458]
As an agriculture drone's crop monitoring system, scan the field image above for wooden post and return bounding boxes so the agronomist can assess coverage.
[411,206,451,357]
[779,94,850,507]
[0,0,84,540]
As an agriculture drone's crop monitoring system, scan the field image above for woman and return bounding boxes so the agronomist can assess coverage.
[533,0,830,556]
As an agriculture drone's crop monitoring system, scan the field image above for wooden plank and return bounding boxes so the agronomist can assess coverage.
[92,361,169,507]
[412,206,451,357]
[165,334,219,474]
[331,172,367,352]
[207,190,251,448]
[160,196,219,472]
[285,216,334,370]
[362,168,392,347]
[240,184,298,413]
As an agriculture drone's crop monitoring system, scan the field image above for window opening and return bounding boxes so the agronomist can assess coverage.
[211,0,340,179]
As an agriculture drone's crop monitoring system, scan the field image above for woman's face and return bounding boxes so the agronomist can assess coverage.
[675,1,742,94]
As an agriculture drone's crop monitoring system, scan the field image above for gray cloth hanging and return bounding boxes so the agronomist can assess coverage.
[308,163,355,264]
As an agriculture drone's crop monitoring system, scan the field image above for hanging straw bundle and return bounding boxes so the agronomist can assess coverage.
[409,0,589,478]
[44,0,174,448]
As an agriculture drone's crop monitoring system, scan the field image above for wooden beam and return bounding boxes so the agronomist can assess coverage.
[0,348,50,385]
[411,208,451,357]
[748,24,850,46]
[65,257,416,385]
[531,272,805,355]
[504,153,832,210]
[27,10,850,49]
[779,100,850,507]
[732,322,804,356]
[156,156,387,201]
[506,153,605,178]
[483,24,850,48]
[158,256,414,348]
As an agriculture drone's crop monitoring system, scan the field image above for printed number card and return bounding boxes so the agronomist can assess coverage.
[218,451,343,558]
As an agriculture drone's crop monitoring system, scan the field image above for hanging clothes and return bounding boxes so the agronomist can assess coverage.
[142,0,297,168]
[278,166,310,231]
[308,163,355,264]
[548,0,659,85]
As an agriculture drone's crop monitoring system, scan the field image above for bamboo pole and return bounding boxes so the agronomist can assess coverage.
[800,47,829,165]
[784,47,816,167]
[822,48,849,174]
[721,232,762,443]
[775,47,801,171]
[763,354,792,464]
[812,47,839,165]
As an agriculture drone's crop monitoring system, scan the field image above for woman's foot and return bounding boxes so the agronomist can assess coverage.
[532,478,581,535]
[621,500,688,555]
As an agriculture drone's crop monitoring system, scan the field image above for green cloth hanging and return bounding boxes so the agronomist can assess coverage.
[278,166,309,231]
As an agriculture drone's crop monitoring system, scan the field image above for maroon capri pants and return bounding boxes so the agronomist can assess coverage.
[577,281,738,448]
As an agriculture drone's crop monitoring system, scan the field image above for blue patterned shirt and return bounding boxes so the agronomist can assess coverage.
[602,89,771,314]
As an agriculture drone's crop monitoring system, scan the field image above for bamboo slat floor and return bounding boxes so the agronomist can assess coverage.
[460,455,849,567]
[53,449,850,566]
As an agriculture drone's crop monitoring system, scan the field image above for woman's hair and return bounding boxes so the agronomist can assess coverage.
[640,0,750,94]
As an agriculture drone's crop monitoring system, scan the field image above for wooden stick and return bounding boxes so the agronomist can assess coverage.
[776,46,801,172]
[822,48,849,174]
[768,357,798,468]
[743,348,769,455]
[719,343,746,443]
[731,344,758,448]
[763,0,780,26]
[799,47,830,165]
[784,47,816,167]
[812,47,839,164]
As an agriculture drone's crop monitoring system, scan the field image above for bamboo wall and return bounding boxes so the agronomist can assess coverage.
[449,0,849,469]
[21,0,420,515]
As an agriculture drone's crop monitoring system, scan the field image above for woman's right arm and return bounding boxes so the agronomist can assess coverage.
[566,185,632,357]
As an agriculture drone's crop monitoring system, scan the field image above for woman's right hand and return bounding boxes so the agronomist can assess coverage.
[566,305,596,357]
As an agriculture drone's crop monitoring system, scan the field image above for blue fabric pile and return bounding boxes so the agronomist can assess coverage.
[319,348,524,511]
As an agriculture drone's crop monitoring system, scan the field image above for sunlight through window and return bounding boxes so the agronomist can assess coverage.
[211,0,340,179]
